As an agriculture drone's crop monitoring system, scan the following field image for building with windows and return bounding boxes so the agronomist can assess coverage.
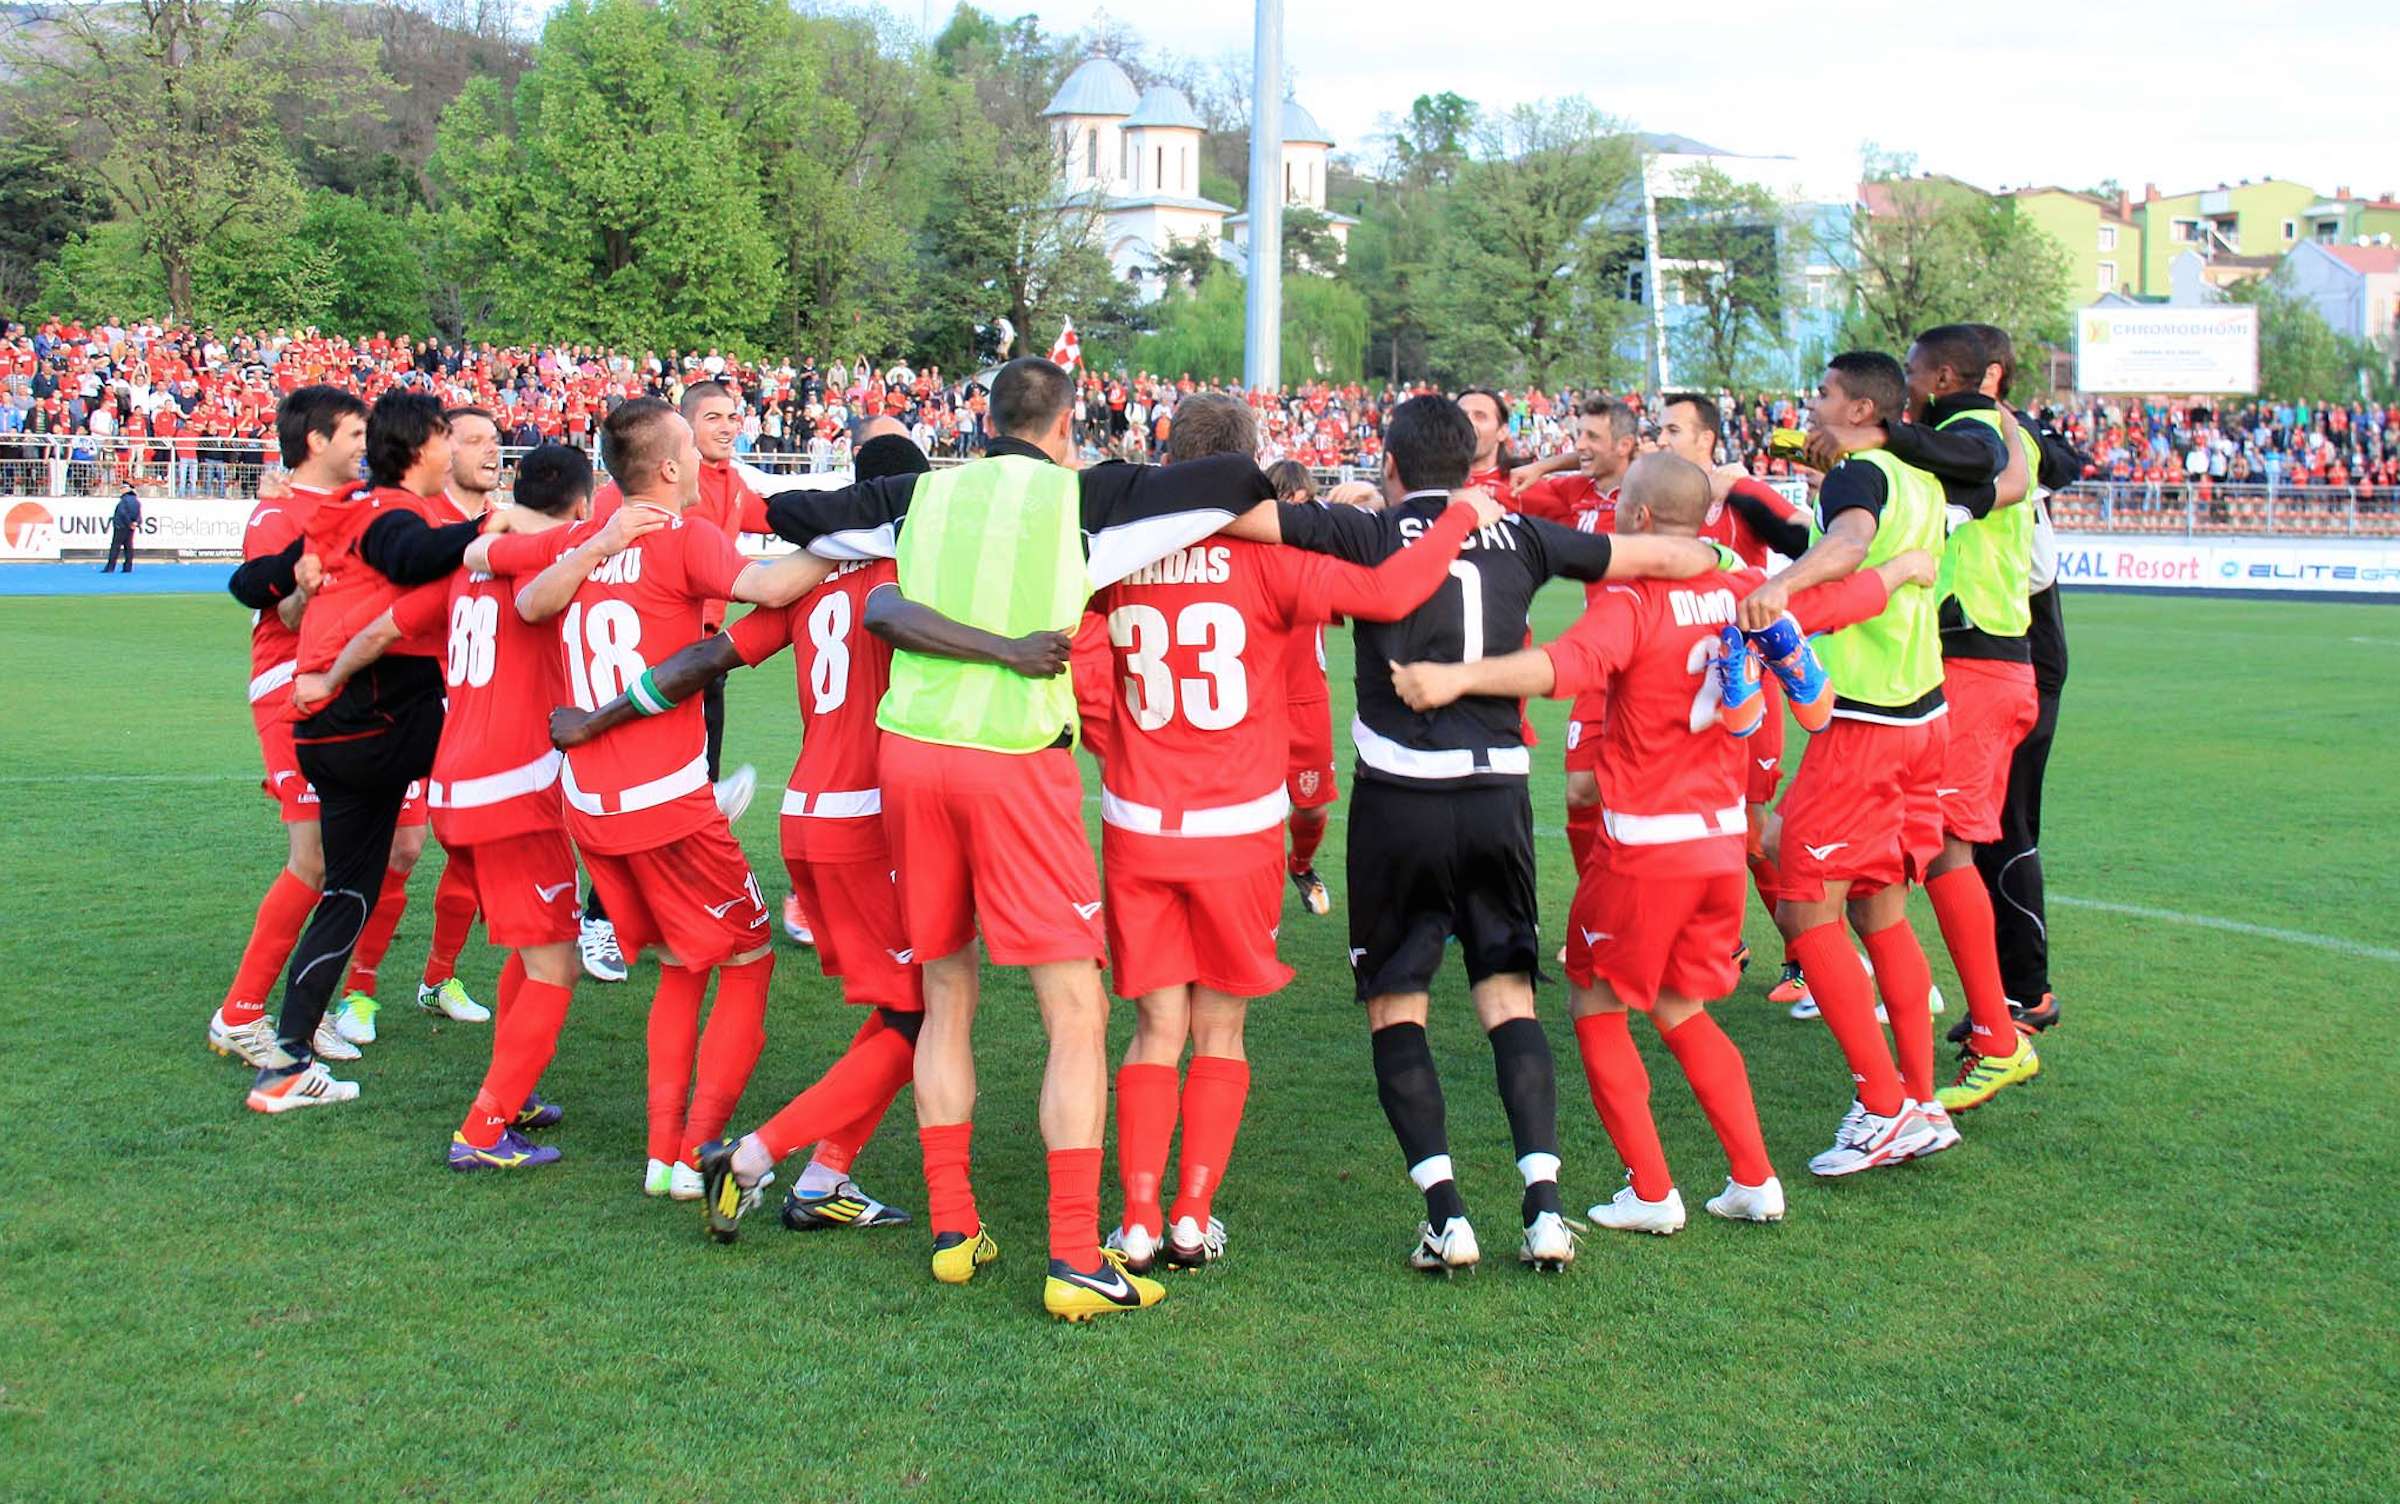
[2132,179,2316,295]
[2296,190,2400,249]
[2005,187,2141,300]
[2279,241,2400,349]
[1039,56,1349,301]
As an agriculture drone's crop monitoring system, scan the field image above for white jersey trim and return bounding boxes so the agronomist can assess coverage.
[1828,701,1951,728]
[561,751,710,818]
[248,659,296,704]
[779,787,882,819]
[1100,783,1289,838]
[1601,800,1748,848]
[430,750,561,811]
[1351,714,1531,781]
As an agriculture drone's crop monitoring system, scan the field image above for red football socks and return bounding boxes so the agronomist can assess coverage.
[345,865,411,993]
[459,966,572,1150]
[919,1121,978,1239]
[1047,1146,1104,1267]
[1286,810,1326,873]
[1747,846,1784,914]
[1660,1011,1773,1187]
[644,963,709,1164]
[754,1010,915,1162]
[1169,1055,1251,1228]
[492,952,525,1028]
[1791,923,1905,1116]
[1927,866,2018,1061]
[1565,802,1602,879]
[1113,1062,1180,1236]
[222,868,319,1024]
[683,954,774,1161]
[1573,1010,1671,1200]
[809,1014,905,1173]
[421,860,479,988]
[1861,920,1937,1104]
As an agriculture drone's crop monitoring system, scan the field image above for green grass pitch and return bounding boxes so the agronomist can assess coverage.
[2,585,2394,1501]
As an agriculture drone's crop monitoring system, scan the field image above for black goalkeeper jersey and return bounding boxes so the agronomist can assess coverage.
[1279,489,1616,789]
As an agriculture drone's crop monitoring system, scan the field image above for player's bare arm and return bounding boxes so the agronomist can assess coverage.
[1510,453,1578,492]
[861,582,1072,679]
[549,632,747,750]
[291,607,404,715]
[1740,507,1876,630]
[1390,647,1558,712]
[1602,532,1724,582]
[726,548,838,609]
[507,505,669,622]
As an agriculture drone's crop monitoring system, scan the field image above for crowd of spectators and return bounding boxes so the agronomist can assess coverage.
[6,316,2397,527]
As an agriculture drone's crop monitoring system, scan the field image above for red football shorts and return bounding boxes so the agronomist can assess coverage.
[1774,714,1949,900]
[1744,693,1787,805]
[1563,864,1746,1009]
[1561,692,1607,775]
[877,733,1104,967]
[447,829,579,949]
[399,780,431,828]
[784,853,922,1012]
[1286,694,1339,809]
[583,820,771,970]
[1937,658,2037,844]
[1102,849,1292,1001]
[253,709,318,824]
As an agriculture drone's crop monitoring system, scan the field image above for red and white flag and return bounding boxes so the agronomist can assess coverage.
[1048,318,1080,373]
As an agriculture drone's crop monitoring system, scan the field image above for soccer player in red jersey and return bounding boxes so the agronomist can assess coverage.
[1656,393,1818,994]
[295,445,653,1165]
[1089,397,1500,1273]
[1456,388,1519,508]
[485,399,830,1196]
[212,388,365,1068]
[1392,454,1933,1228]
[1506,399,1640,880]
[549,433,941,1234]
[232,392,490,1111]
[578,381,774,968]
[1262,458,1341,916]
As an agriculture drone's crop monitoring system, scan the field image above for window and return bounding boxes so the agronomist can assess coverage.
[2169,217,2199,244]
[1156,147,1164,194]
[1284,161,1292,201]
[2098,224,2118,252]
[2098,260,2117,292]
[1086,128,1097,179]
[2282,219,2298,241]
[2316,220,2339,243]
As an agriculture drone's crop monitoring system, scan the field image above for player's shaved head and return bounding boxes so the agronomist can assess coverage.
[1617,452,1711,534]
[512,443,594,517]
[856,414,908,444]
[1165,392,1256,462]
[602,397,682,493]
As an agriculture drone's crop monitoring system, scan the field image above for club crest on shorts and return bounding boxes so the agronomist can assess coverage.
[1296,769,1320,799]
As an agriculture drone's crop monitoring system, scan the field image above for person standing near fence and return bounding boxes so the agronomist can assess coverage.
[102,486,139,572]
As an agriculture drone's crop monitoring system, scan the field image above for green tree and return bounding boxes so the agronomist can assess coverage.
[1427,98,1640,386]
[10,0,383,321]
[192,222,340,327]
[0,121,108,318]
[32,222,169,322]
[1140,265,1364,384]
[1659,163,1794,389]
[1836,169,2073,366]
[471,0,781,349]
[2229,276,2371,401]
[296,190,429,334]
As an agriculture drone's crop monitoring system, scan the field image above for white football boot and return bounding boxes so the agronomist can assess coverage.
[1704,1176,1787,1223]
[1518,1210,1576,1271]
[1408,1216,1481,1274]
[1588,1182,1688,1235]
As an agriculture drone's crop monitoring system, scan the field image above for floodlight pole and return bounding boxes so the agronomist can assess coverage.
[1643,156,1671,394]
[1243,0,1284,392]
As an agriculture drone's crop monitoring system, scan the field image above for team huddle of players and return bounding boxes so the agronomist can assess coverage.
[204,323,2062,1320]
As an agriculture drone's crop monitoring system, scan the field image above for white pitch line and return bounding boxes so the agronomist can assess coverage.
[0,772,251,785]
[2045,896,2400,965]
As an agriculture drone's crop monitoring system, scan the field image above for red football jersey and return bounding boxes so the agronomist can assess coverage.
[389,571,568,847]
[294,486,450,675]
[1543,572,1761,877]
[242,482,337,715]
[725,559,896,863]
[486,507,750,855]
[1515,470,1615,528]
[1284,620,1330,707]
[1702,477,1805,568]
[1093,504,1479,877]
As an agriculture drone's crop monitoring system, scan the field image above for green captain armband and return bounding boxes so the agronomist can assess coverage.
[1709,541,1742,571]
[628,668,677,717]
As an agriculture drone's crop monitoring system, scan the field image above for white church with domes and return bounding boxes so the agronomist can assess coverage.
[1041,55,1353,301]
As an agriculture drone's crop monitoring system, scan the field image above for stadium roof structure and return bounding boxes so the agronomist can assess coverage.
[1124,85,1204,132]
[1280,99,1333,146]
[1043,56,1141,118]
